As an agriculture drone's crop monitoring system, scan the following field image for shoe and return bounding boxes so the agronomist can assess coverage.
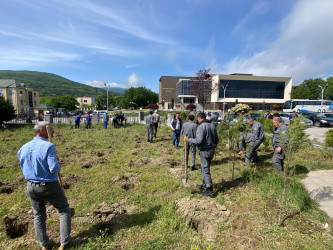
[196,183,205,190]
[59,237,82,249]
[202,186,214,198]
[150,140,153,143]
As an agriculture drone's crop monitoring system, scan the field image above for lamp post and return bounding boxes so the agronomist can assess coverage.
[104,83,109,112]
[220,81,229,118]
[319,84,328,106]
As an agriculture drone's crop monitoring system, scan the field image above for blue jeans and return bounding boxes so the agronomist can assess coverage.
[173,130,181,147]
[104,121,108,129]
[26,181,71,247]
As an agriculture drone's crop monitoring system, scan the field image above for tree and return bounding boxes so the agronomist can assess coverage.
[40,96,79,111]
[0,96,16,127]
[96,93,115,110]
[185,103,196,111]
[188,68,212,112]
[291,78,326,99]
[121,87,158,108]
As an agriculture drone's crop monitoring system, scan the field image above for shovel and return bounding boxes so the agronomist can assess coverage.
[46,125,75,217]
[182,141,192,188]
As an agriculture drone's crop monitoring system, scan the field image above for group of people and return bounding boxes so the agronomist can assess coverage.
[74,112,127,130]
[17,110,289,249]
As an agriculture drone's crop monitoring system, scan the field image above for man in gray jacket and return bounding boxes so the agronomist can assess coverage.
[272,117,289,173]
[146,111,154,143]
[184,112,219,197]
[181,114,197,171]
[238,118,264,169]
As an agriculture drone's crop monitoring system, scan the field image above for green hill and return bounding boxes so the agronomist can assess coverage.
[0,70,122,97]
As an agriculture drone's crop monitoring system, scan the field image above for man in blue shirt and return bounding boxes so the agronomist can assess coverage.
[86,113,92,129]
[17,121,71,250]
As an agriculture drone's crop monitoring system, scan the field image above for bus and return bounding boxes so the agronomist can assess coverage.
[283,99,333,113]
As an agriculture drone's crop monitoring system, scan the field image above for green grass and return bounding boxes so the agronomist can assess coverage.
[0,124,333,249]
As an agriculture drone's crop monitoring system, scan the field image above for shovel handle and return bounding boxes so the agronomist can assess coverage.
[184,141,188,181]
[46,125,64,190]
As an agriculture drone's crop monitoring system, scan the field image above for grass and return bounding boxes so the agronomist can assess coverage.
[0,123,333,249]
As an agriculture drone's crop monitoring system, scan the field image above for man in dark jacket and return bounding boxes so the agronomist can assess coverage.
[170,112,182,149]
[181,114,197,171]
[146,111,154,143]
[272,117,289,173]
[184,112,219,197]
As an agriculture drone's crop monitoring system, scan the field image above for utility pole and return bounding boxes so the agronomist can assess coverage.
[319,84,328,106]
[104,83,109,112]
[220,81,229,118]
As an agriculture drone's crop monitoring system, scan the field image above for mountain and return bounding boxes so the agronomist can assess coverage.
[0,70,123,97]
[102,87,127,94]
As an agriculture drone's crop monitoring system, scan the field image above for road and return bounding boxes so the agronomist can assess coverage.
[305,127,331,144]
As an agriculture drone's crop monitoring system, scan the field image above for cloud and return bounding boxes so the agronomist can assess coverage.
[125,73,144,87]
[125,64,139,69]
[222,0,333,84]
[84,79,125,89]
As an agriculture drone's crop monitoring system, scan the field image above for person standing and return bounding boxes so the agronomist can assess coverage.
[209,112,219,127]
[170,112,182,149]
[17,122,71,250]
[146,110,154,143]
[184,112,219,197]
[74,113,81,129]
[181,114,197,171]
[86,113,91,129]
[272,117,289,173]
[152,110,161,138]
[103,113,108,129]
[264,111,273,119]
[238,118,265,169]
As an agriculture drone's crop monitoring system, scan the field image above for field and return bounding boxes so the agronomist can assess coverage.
[0,123,333,249]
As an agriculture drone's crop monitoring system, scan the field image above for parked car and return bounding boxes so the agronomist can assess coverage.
[279,113,313,127]
[207,111,222,122]
[323,113,333,119]
[301,112,333,127]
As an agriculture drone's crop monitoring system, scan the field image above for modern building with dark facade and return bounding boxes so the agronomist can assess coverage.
[159,74,292,110]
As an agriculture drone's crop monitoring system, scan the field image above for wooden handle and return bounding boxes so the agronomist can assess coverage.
[184,141,188,181]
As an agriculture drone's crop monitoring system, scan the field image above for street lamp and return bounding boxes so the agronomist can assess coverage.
[220,81,229,118]
[104,83,109,112]
[319,84,328,106]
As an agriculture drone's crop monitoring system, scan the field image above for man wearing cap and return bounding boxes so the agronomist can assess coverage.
[146,110,154,143]
[17,121,71,250]
[181,113,197,171]
[272,117,289,173]
[184,112,219,197]
[238,118,264,169]
[152,110,161,138]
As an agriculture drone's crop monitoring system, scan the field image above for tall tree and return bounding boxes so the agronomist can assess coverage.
[96,93,115,110]
[291,78,326,99]
[188,68,212,112]
[0,96,16,127]
[121,87,158,108]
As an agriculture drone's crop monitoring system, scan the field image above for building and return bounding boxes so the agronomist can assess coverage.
[76,96,96,107]
[159,74,292,110]
[0,79,39,115]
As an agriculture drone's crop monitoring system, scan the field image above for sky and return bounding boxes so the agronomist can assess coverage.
[1,0,333,93]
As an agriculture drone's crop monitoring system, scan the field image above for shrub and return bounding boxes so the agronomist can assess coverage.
[325,129,333,147]
[185,103,196,111]
[147,103,159,110]
[230,104,251,115]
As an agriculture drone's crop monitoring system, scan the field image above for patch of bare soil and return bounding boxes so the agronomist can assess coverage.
[0,176,26,194]
[175,197,230,241]
[151,157,177,168]
[3,214,30,239]
[110,173,140,190]
[61,174,81,189]
[128,157,152,167]
[130,149,147,155]
[169,167,185,180]
[81,157,108,168]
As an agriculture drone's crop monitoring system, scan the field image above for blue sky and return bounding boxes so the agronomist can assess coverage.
[1,0,333,93]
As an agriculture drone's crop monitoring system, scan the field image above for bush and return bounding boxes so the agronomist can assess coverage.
[231,104,251,115]
[325,129,333,147]
[147,103,159,110]
[185,103,196,111]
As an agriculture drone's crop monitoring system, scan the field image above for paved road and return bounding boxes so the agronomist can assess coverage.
[305,127,331,144]
[303,170,333,218]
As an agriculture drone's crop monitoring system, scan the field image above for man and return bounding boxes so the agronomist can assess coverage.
[238,118,264,169]
[74,113,81,128]
[17,121,71,250]
[170,112,182,149]
[146,110,154,143]
[184,112,219,197]
[289,111,297,122]
[272,117,289,173]
[85,113,91,129]
[103,113,108,129]
[209,112,219,127]
[264,111,273,119]
[152,110,161,138]
[181,114,197,171]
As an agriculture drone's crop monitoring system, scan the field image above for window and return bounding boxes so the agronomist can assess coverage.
[84,100,87,103]
[9,90,13,95]
[28,92,33,107]
[10,99,13,104]
[219,79,285,99]
[0,90,3,96]
[183,97,195,104]
[34,93,36,97]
